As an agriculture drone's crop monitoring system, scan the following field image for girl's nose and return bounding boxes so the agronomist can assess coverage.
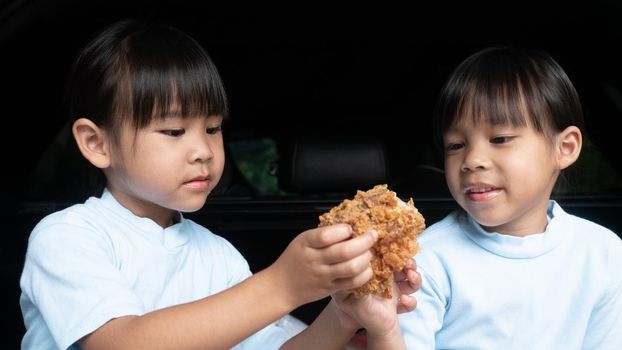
[461,145,490,172]
[190,135,215,163]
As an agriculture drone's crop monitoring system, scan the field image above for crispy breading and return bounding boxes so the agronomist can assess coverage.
[318,184,425,298]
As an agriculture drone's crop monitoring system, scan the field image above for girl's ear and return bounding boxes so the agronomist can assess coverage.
[556,125,582,170]
[72,118,111,169]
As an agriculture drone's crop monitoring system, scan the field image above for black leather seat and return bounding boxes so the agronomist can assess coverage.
[277,136,389,195]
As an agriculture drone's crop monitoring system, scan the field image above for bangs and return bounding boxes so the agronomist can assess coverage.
[438,49,550,135]
[114,25,228,128]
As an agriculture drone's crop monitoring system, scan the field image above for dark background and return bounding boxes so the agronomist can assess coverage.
[2,1,622,348]
[3,1,622,196]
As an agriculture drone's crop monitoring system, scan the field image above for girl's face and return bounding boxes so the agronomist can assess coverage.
[443,117,560,236]
[104,113,225,227]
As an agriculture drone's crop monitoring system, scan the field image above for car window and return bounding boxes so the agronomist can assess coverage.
[228,137,285,196]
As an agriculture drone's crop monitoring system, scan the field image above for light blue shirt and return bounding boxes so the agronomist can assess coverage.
[399,201,622,349]
[20,189,290,350]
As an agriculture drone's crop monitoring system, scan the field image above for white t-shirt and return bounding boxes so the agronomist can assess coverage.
[399,201,622,349]
[20,189,290,350]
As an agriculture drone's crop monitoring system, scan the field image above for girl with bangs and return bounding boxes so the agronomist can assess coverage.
[398,46,622,349]
[19,19,420,350]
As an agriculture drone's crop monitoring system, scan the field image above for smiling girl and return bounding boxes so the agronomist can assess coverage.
[398,46,622,349]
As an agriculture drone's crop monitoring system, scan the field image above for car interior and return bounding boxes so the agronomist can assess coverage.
[2,1,622,348]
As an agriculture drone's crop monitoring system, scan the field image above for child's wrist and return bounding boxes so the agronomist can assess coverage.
[327,299,361,334]
[364,316,400,339]
[255,266,300,311]
[364,321,405,349]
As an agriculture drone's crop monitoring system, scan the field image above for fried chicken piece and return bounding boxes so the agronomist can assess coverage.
[318,184,425,298]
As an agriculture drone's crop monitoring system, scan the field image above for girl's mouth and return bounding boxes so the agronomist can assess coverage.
[184,176,210,190]
[464,186,502,201]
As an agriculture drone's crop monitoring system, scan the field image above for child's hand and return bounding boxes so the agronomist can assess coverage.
[330,258,421,335]
[393,258,421,314]
[269,224,377,308]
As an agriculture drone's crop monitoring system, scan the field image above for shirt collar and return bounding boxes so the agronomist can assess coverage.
[461,201,565,258]
[99,188,190,248]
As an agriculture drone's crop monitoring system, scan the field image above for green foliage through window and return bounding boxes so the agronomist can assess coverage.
[228,138,286,196]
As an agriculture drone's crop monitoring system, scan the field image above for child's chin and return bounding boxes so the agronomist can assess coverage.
[175,200,208,213]
[179,204,205,213]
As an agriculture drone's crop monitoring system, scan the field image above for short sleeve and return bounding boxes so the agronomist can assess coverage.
[20,220,144,349]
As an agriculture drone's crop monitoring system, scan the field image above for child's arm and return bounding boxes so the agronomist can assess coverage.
[80,224,376,350]
[333,259,420,349]
[278,300,361,350]
[280,259,421,350]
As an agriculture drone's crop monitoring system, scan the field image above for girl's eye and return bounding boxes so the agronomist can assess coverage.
[161,129,185,137]
[206,125,222,135]
[446,143,464,151]
[490,136,514,144]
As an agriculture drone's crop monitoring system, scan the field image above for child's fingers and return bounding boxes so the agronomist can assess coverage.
[394,269,407,283]
[397,294,418,314]
[394,259,421,293]
[322,229,377,264]
[405,257,416,270]
[405,262,422,292]
[394,258,415,279]
[408,268,422,292]
[332,265,374,291]
[395,264,419,316]
[396,267,421,295]
[303,224,353,249]
[330,249,373,280]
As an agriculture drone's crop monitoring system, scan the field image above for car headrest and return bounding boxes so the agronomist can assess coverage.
[277,137,389,194]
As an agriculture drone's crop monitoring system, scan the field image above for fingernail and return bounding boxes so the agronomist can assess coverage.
[371,230,378,240]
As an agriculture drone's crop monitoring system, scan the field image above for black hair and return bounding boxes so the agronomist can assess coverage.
[65,19,228,196]
[435,46,583,151]
[67,19,228,137]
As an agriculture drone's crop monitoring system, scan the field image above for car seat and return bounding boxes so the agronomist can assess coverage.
[277,136,390,195]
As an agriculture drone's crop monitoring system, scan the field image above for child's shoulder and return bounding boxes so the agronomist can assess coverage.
[24,200,104,260]
[28,197,106,240]
[33,201,93,230]
[552,203,622,265]
[555,204,621,243]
